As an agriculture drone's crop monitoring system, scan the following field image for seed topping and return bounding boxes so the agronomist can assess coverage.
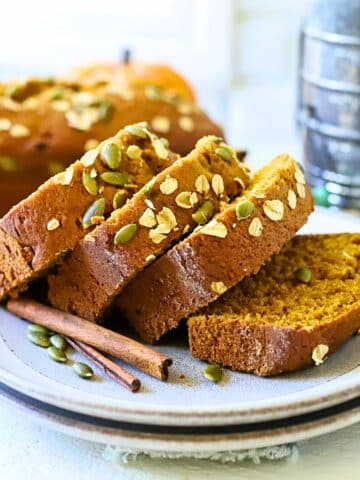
[312,344,329,366]
[151,116,170,133]
[139,208,157,228]
[201,220,228,238]
[263,199,284,221]
[10,124,30,138]
[178,116,194,132]
[236,199,254,219]
[126,145,142,160]
[114,223,138,245]
[211,281,227,295]
[47,218,61,231]
[195,174,210,194]
[175,191,198,209]
[288,189,297,209]
[297,182,306,199]
[160,175,178,195]
[248,217,263,237]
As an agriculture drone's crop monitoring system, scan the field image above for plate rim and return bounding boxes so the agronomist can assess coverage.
[0,355,359,426]
[1,380,360,452]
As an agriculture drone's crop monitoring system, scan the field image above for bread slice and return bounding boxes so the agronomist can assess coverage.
[0,123,176,300]
[0,78,223,215]
[47,137,250,322]
[189,234,360,376]
[116,154,314,343]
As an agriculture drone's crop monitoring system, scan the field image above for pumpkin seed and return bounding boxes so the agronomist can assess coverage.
[48,161,65,176]
[48,346,67,363]
[294,267,312,283]
[100,171,129,186]
[125,124,148,139]
[73,362,94,379]
[0,156,18,172]
[114,223,137,245]
[98,100,113,121]
[82,198,105,228]
[236,199,254,219]
[101,142,121,170]
[159,137,169,148]
[145,85,162,101]
[28,323,52,335]
[50,334,68,351]
[112,190,128,210]
[192,200,214,225]
[140,177,155,195]
[28,331,50,348]
[82,171,98,195]
[4,83,22,99]
[204,364,223,383]
[215,146,233,163]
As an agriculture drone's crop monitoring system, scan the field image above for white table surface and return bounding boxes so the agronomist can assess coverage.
[0,400,360,480]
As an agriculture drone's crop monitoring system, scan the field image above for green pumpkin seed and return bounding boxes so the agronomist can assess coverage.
[112,190,128,210]
[294,267,312,283]
[98,100,113,121]
[0,156,18,173]
[28,331,51,348]
[48,161,65,176]
[101,142,121,170]
[114,223,137,245]
[82,197,105,228]
[82,171,98,195]
[159,137,169,148]
[73,362,94,379]
[28,323,52,335]
[192,200,214,225]
[49,86,69,100]
[125,124,148,139]
[48,346,67,363]
[4,83,22,99]
[140,177,155,195]
[215,146,234,163]
[236,199,254,220]
[50,334,68,351]
[145,85,163,101]
[100,171,129,186]
[204,364,223,383]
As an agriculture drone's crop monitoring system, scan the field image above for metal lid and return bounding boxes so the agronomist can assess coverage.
[308,0,360,36]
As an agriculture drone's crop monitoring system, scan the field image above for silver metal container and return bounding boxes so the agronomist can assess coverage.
[298,0,360,208]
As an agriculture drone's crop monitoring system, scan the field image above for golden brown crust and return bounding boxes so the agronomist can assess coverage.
[47,137,250,322]
[0,79,222,215]
[0,125,175,300]
[189,305,360,376]
[116,154,314,343]
[188,233,360,375]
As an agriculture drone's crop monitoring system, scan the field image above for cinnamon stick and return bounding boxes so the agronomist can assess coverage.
[7,299,172,381]
[66,338,141,393]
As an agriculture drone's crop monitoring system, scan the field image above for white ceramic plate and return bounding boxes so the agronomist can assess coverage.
[0,207,359,435]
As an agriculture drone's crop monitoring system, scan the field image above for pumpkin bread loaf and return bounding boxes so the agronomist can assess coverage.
[116,154,314,343]
[48,136,250,321]
[0,123,176,300]
[0,78,222,214]
[189,234,360,376]
[66,61,196,103]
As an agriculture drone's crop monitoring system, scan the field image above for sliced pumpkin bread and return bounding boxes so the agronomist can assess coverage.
[47,136,250,321]
[0,123,176,300]
[116,154,314,343]
[189,233,360,376]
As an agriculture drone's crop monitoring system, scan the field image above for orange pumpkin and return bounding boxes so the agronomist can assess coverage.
[67,61,196,103]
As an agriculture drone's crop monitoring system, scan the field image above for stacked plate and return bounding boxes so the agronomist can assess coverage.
[0,208,359,453]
